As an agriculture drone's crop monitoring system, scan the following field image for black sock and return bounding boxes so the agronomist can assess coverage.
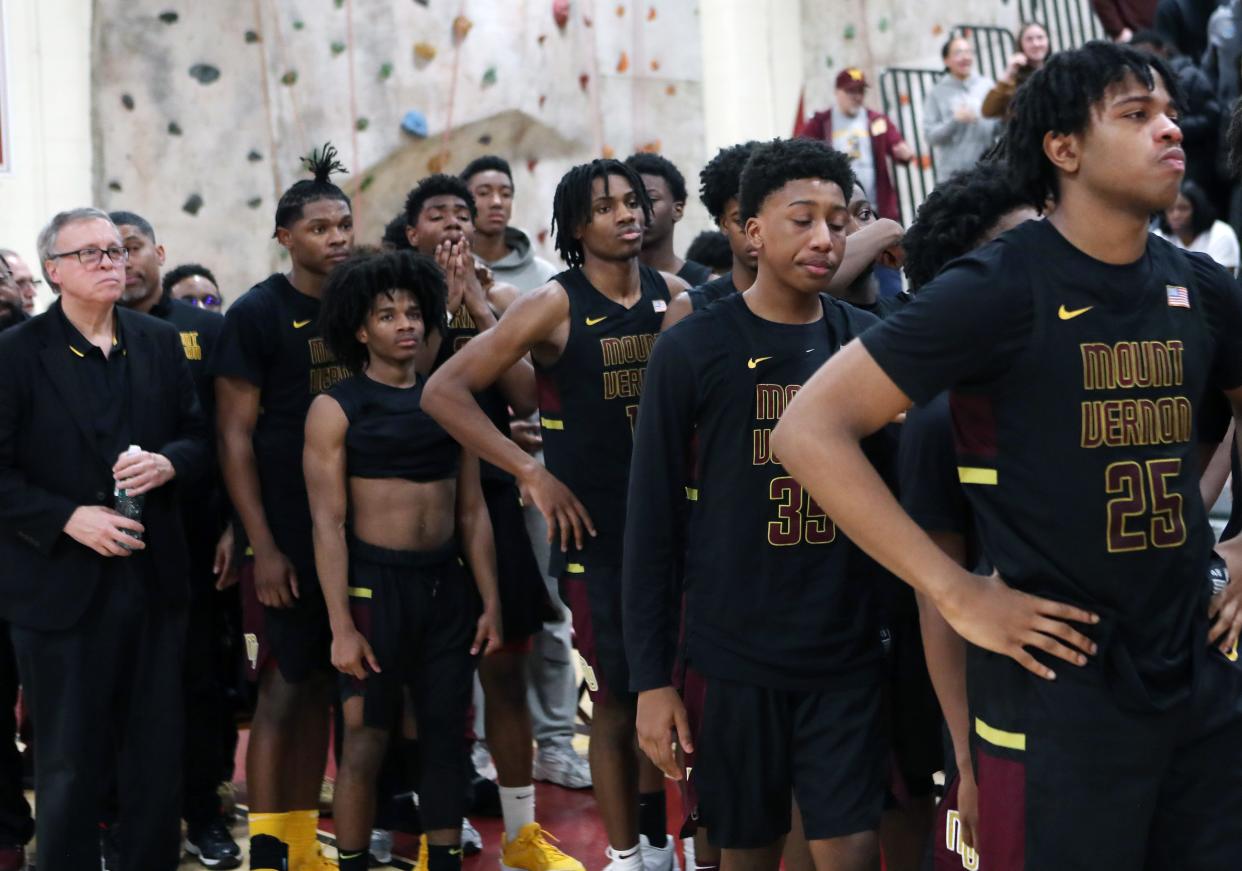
[337,846,370,871]
[639,790,668,848]
[428,842,464,871]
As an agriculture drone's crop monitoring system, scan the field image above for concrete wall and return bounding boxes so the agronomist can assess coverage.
[0,0,93,312]
[91,0,711,305]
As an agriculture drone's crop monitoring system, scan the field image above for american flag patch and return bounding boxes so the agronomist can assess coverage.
[653,299,667,312]
[1166,285,1190,308]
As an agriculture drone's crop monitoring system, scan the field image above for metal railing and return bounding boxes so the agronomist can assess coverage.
[1017,0,1104,53]
[878,66,945,224]
[952,24,1017,87]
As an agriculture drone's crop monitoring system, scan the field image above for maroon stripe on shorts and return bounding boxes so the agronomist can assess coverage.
[976,749,1026,871]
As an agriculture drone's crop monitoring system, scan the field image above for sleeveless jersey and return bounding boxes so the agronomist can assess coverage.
[688,273,738,313]
[537,265,670,570]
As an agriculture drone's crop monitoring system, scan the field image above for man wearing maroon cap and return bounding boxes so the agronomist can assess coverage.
[799,68,915,222]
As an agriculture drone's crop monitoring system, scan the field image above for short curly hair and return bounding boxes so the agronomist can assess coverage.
[624,152,688,203]
[738,138,856,223]
[699,141,759,223]
[460,155,514,186]
[404,174,479,227]
[319,250,448,372]
[902,162,1038,291]
[161,262,218,297]
[1004,41,1182,206]
[381,212,413,251]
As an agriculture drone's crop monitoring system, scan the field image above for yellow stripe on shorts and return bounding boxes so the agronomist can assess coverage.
[958,466,999,486]
[975,717,1026,751]
[347,586,373,599]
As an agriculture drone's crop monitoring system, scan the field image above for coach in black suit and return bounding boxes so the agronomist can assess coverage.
[0,208,207,871]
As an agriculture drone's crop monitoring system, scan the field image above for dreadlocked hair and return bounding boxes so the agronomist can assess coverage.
[1003,41,1183,206]
[319,250,448,373]
[551,159,652,267]
[738,138,855,223]
[699,141,759,223]
[273,142,352,236]
[902,161,1039,291]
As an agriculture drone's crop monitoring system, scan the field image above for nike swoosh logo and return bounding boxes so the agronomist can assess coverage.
[1057,305,1092,321]
[585,316,607,326]
[747,356,772,369]
[293,319,312,328]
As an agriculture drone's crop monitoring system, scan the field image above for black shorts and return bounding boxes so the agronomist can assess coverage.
[879,586,943,803]
[695,675,885,849]
[240,553,332,684]
[339,538,478,830]
[483,479,557,646]
[672,660,707,838]
[562,564,631,703]
[967,644,1242,870]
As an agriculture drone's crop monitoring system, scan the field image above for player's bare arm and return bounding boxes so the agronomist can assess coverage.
[772,339,1100,680]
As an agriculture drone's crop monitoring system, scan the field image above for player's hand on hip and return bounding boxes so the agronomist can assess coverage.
[637,686,694,781]
[938,572,1099,680]
[518,465,596,553]
[112,450,175,496]
[1209,539,1242,656]
[252,545,299,608]
[332,627,380,680]
[64,505,145,557]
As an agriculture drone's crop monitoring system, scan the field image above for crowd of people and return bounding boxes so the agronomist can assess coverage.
[5,20,1242,871]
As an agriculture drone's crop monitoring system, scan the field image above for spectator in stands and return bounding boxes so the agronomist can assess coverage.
[1202,2,1242,225]
[1092,0,1158,42]
[1155,0,1219,62]
[1130,30,1221,198]
[1155,179,1241,274]
[983,23,1051,120]
[800,67,914,221]
[923,38,1000,182]
[684,230,732,275]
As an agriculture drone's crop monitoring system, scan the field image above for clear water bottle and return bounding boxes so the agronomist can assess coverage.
[114,444,144,551]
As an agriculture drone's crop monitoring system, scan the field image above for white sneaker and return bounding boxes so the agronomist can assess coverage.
[533,743,592,789]
[681,836,695,871]
[472,740,498,782]
[369,828,394,865]
[462,816,483,855]
[603,845,644,871]
[639,835,679,871]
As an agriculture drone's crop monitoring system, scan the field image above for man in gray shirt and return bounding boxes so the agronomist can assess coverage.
[923,37,1000,181]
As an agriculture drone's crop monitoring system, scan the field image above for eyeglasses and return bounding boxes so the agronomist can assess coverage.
[47,246,129,267]
[184,294,223,308]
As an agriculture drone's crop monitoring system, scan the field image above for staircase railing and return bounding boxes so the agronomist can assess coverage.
[878,66,945,224]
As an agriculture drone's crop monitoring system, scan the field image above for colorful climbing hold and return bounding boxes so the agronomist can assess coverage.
[482,65,498,86]
[293,19,304,30]
[617,51,629,73]
[158,11,178,24]
[453,15,473,43]
[638,139,661,153]
[334,0,344,8]
[331,41,346,56]
[665,83,676,95]
[825,55,834,68]
[182,194,204,216]
[379,62,394,80]
[248,150,263,161]
[414,41,437,63]
[189,64,221,84]
[527,158,539,172]
[108,180,122,192]
[478,134,493,145]
[553,0,570,29]
[878,17,890,32]
[650,59,660,71]
[360,175,375,191]
[355,117,369,131]
[647,6,656,20]
[537,229,549,245]
[538,34,547,45]
[932,24,944,36]
[601,145,615,158]
[168,122,183,136]
[579,72,590,91]
[616,4,626,16]
[247,197,263,209]
[401,109,429,137]
[583,14,593,27]
[427,152,449,173]
[843,24,856,40]
[244,30,260,44]
[281,70,298,85]
[538,94,547,107]
[121,94,135,110]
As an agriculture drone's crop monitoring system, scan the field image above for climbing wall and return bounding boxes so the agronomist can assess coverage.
[92,1,707,304]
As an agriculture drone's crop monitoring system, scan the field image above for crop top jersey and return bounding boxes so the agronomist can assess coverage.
[327,372,459,482]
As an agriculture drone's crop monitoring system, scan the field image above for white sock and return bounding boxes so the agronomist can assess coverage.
[607,844,644,871]
[499,784,536,842]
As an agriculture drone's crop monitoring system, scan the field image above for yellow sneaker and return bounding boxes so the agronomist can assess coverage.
[501,823,586,871]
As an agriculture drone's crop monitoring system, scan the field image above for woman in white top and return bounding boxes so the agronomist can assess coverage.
[1156,180,1240,275]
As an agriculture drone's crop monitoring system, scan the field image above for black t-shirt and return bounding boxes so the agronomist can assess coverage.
[688,273,737,312]
[211,273,352,575]
[624,292,883,691]
[860,219,1242,710]
[676,259,714,287]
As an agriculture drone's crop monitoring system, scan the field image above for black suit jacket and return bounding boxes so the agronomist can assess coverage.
[0,301,208,630]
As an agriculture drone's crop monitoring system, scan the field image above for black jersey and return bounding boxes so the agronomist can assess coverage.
[677,259,714,287]
[861,220,1242,710]
[212,273,351,575]
[624,292,883,691]
[329,373,459,482]
[688,273,738,313]
[432,303,514,483]
[536,265,670,571]
[850,291,908,320]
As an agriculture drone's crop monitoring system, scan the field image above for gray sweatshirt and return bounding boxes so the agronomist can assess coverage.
[478,226,558,293]
[922,73,1001,181]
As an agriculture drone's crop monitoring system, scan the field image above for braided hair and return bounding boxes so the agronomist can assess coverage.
[273,143,352,236]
